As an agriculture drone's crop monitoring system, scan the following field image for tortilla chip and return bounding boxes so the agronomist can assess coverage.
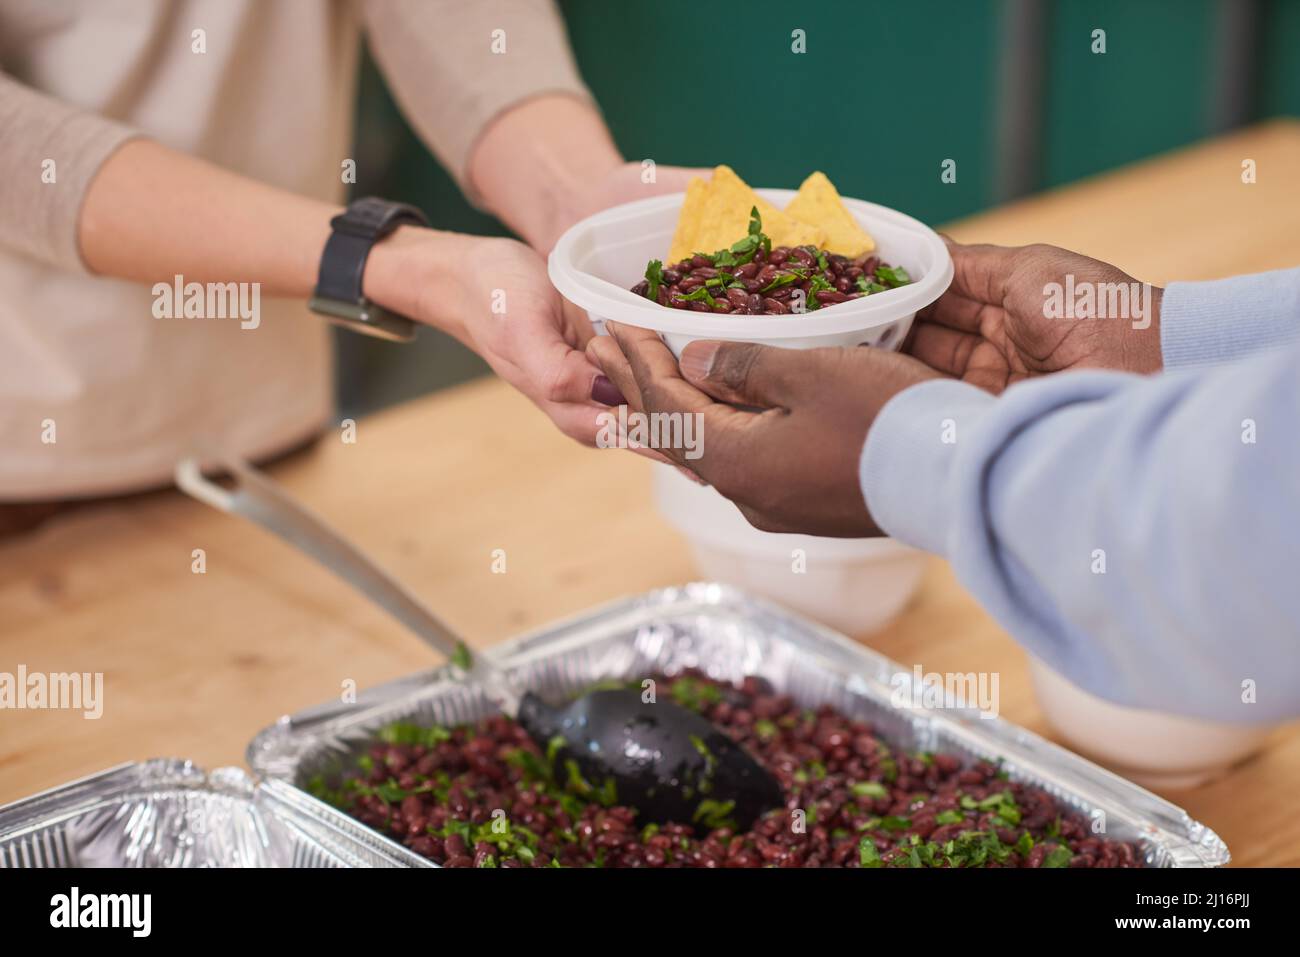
[784,171,876,257]
[667,165,825,263]
[665,176,709,265]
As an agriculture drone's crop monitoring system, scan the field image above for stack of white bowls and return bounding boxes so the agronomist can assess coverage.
[653,463,927,634]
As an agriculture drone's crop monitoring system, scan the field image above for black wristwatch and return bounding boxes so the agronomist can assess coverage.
[309,197,429,342]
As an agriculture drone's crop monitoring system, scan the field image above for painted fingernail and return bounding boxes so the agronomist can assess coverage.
[676,466,708,486]
[591,374,625,406]
[679,342,719,382]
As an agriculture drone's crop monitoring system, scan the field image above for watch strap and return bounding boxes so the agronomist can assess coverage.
[311,197,429,342]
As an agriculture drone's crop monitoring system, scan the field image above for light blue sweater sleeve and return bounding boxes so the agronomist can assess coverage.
[860,271,1300,724]
[1161,266,1300,369]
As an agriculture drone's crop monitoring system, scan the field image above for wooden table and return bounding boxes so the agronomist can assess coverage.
[2,121,1297,866]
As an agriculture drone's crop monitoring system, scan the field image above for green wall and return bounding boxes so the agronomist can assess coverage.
[1259,0,1300,118]
[559,0,1000,225]
[1041,0,1217,185]
[337,0,1300,417]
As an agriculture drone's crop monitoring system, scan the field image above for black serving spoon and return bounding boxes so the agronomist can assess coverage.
[176,455,783,830]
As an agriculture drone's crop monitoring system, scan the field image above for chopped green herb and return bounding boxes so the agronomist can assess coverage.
[305,773,352,808]
[855,275,888,294]
[1043,844,1073,868]
[967,790,1021,825]
[679,286,718,308]
[851,781,888,799]
[693,798,737,831]
[898,840,941,868]
[805,274,834,311]
[669,676,723,712]
[377,722,451,748]
[874,264,911,287]
[859,836,883,868]
[595,777,618,808]
[759,270,805,294]
[645,259,664,299]
[504,747,551,783]
[942,830,1014,868]
[451,641,473,671]
[374,779,411,803]
[564,759,593,797]
[878,745,899,782]
[711,207,771,267]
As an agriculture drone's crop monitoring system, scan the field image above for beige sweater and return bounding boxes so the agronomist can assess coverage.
[0,0,590,499]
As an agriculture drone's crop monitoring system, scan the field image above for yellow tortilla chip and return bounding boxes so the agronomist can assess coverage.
[665,176,709,266]
[784,171,876,257]
[666,165,825,263]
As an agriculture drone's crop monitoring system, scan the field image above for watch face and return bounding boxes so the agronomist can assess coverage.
[308,296,418,343]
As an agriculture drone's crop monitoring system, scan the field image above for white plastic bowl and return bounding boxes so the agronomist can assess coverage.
[549,189,953,356]
[653,464,927,635]
[1028,658,1275,790]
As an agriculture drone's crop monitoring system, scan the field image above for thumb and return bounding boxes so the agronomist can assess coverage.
[944,240,1019,308]
[679,339,810,408]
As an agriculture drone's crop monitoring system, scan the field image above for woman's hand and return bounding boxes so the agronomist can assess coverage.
[588,323,942,536]
[365,89,706,446]
[908,241,1163,393]
[366,229,608,444]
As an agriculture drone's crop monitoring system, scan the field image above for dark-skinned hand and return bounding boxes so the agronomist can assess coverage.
[907,240,1163,392]
[587,322,942,537]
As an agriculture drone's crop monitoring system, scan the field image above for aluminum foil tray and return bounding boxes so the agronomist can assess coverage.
[0,759,429,868]
[248,583,1229,868]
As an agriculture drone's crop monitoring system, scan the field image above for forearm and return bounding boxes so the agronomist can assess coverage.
[80,140,335,297]
[861,351,1300,723]
[78,139,472,339]
[3,73,349,302]
[467,95,622,249]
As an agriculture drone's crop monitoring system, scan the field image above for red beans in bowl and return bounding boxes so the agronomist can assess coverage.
[632,247,912,317]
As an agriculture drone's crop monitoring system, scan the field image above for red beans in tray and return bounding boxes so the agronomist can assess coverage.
[308,672,1143,868]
